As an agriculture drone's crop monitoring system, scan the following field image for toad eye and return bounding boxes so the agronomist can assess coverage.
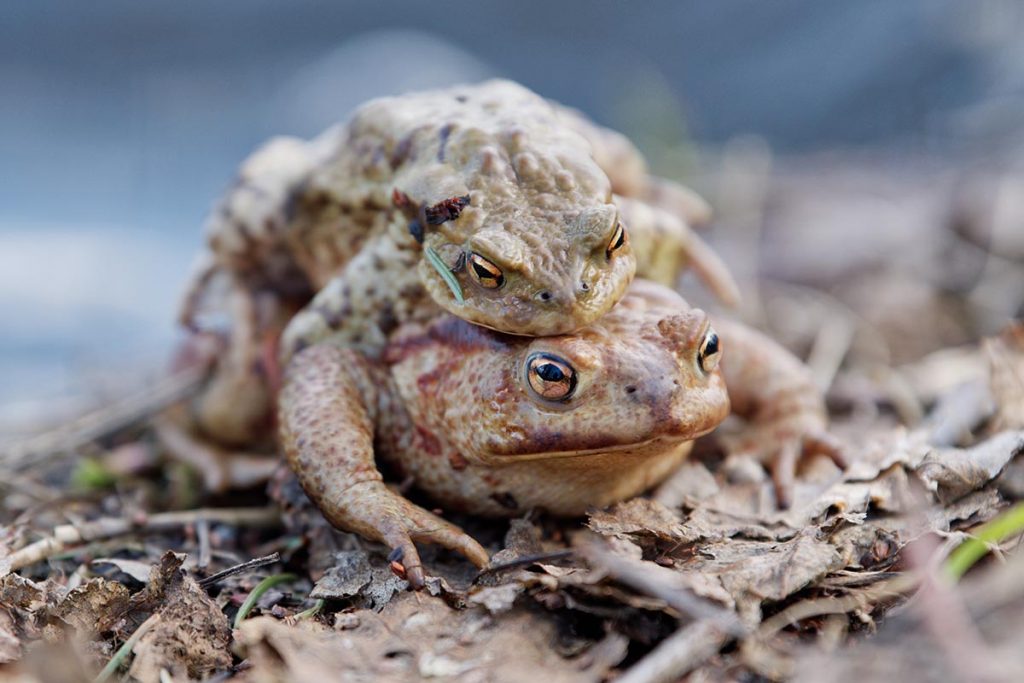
[698,328,721,374]
[606,221,627,259]
[526,352,577,401]
[469,252,505,289]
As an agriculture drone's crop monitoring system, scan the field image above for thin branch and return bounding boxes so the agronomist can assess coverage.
[578,541,745,636]
[198,553,281,588]
[474,549,575,578]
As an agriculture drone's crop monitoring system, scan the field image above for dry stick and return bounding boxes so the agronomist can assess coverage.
[1,507,281,576]
[198,553,281,589]
[579,542,745,636]
[616,621,727,683]
[474,549,575,578]
[757,572,921,637]
[1,365,207,472]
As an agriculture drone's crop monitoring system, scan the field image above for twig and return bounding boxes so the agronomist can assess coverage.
[94,612,162,683]
[233,574,297,628]
[1,507,281,576]
[2,365,206,471]
[579,541,745,636]
[198,553,281,588]
[474,549,575,578]
[616,621,727,683]
[758,572,920,637]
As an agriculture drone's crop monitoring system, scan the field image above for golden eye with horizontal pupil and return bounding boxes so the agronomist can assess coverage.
[468,252,504,289]
[698,329,722,373]
[606,221,627,259]
[526,353,577,401]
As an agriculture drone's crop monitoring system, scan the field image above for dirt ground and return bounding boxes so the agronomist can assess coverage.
[2,150,1024,682]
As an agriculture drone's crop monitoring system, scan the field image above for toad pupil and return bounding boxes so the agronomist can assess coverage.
[537,362,565,382]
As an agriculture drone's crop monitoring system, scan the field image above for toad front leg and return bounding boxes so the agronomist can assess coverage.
[278,343,490,588]
[715,319,847,507]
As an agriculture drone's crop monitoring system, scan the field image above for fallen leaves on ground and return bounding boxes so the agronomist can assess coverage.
[2,161,1024,682]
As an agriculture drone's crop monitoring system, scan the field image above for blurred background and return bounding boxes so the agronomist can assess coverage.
[2,0,1023,435]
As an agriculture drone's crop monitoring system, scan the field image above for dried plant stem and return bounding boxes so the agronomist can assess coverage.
[198,553,281,588]
[1,507,280,576]
[617,621,726,683]
[758,573,920,637]
[579,541,744,635]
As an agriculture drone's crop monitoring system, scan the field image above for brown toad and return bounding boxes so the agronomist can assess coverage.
[279,280,843,587]
[179,80,738,447]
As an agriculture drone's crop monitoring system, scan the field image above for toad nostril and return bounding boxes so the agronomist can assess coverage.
[538,290,552,302]
[579,281,590,292]
[625,385,637,394]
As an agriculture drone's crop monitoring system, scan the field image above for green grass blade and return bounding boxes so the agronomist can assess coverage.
[424,246,464,304]
[233,573,297,628]
[944,503,1024,581]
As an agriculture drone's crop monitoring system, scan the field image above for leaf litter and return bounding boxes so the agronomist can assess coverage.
[1,157,1024,682]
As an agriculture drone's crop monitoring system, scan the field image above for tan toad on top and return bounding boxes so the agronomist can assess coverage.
[180,80,738,446]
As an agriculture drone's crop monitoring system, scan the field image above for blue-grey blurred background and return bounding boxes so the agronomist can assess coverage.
[2,0,1023,428]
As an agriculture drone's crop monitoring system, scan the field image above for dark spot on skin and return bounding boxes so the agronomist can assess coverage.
[313,303,346,329]
[366,286,377,297]
[455,95,467,103]
[448,451,468,470]
[408,218,424,243]
[490,492,519,510]
[390,134,415,169]
[625,385,637,394]
[398,283,427,300]
[415,426,442,456]
[437,123,454,162]
[387,546,404,562]
[392,188,412,209]
[377,301,399,336]
[424,195,471,225]
[539,291,552,302]
[281,184,304,222]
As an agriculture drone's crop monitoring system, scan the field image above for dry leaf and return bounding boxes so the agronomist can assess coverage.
[588,498,692,545]
[54,578,130,635]
[916,431,1024,503]
[127,553,232,683]
[310,549,406,609]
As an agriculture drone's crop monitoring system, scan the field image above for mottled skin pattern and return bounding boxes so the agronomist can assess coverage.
[279,281,843,587]
[179,80,738,445]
